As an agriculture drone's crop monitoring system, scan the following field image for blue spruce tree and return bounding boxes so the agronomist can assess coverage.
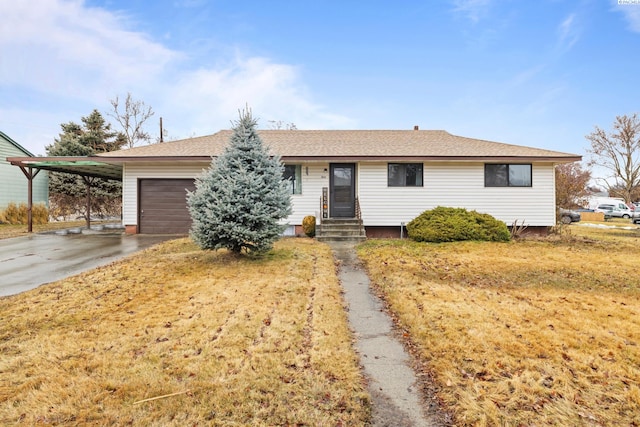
[187,109,292,254]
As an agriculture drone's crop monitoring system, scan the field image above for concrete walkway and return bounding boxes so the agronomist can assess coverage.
[329,242,444,427]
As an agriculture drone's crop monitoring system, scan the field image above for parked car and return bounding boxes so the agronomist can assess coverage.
[595,203,634,219]
[559,208,581,224]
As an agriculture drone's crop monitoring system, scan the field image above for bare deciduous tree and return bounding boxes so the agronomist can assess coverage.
[109,93,155,148]
[586,113,640,203]
[555,162,591,208]
[267,120,297,130]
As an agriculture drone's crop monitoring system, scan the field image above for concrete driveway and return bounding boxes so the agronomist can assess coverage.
[0,231,176,297]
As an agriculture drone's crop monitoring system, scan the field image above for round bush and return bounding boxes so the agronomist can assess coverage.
[406,206,510,243]
[302,215,316,237]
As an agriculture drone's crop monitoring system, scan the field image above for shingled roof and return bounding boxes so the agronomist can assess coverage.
[98,129,580,162]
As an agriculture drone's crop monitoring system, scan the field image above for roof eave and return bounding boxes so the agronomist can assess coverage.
[279,155,583,163]
[98,154,583,162]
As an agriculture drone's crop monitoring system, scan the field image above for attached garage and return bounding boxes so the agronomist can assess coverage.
[139,179,196,234]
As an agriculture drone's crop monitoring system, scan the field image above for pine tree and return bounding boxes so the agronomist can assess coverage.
[46,110,125,219]
[188,109,292,254]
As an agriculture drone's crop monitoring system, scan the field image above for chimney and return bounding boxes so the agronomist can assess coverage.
[413,125,419,131]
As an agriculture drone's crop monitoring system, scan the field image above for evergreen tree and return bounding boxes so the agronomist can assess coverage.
[188,109,292,254]
[81,109,127,152]
[46,110,125,219]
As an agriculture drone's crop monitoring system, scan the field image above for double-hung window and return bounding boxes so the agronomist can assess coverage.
[484,164,532,187]
[388,163,423,187]
[283,165,302,194]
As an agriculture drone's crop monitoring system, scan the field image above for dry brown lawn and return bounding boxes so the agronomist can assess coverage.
[358,224,640,426]
[0,238,370,426]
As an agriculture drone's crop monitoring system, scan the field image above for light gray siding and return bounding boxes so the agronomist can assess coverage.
[122,160,557,231]
[357,162,555,227]
[271,160,556,227]
[287,163,329,224]
[0,135,48,210]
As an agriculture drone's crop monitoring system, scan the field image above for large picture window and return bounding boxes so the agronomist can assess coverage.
[283,165,302,194]
[388,163,423,187]
[484,164,532,187]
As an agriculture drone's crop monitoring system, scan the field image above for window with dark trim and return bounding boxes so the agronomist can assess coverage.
[484,164,532,187]
[388,163,423,187]
[283,165,302,194]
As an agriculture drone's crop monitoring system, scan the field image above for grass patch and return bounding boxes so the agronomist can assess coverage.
[0,238,370,425]
[357,226,640,426]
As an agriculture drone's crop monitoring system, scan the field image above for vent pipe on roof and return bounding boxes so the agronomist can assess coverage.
[413,125,419,131]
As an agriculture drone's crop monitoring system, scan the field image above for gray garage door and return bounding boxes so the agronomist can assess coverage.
[139,179,196,234]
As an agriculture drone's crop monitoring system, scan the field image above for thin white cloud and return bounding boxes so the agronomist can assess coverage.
[557,13,581,51]
[522,85,567,116]
[508,64,546,88]
[611,0,640,32]
[450,0,492,23]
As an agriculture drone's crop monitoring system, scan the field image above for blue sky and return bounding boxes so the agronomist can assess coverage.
[1,0,639,175]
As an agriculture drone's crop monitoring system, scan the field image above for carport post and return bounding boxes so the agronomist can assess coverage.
[17,166,41,233]
[83,176,92,230]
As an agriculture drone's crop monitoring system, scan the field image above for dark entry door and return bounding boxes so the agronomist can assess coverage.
[330,163,356,218]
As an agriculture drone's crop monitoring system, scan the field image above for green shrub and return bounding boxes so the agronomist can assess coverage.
[0,202,49,225]
[302,215,316,237]
[406,206,510,243]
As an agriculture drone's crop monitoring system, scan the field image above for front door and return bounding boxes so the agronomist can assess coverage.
[330,163,356,218]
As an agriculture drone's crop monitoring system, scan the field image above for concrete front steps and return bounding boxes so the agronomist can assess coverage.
[316,218,366,242]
